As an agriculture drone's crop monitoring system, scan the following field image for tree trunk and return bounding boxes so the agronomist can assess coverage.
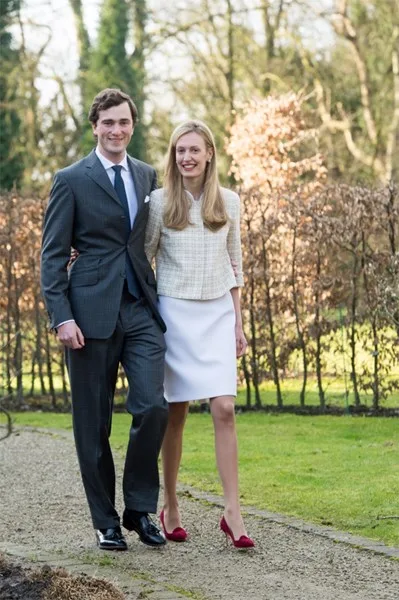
[386,182,399,334]
[261,0,284,93]
[60,350,69,408]
[13,278,23,406]
[371,317,380,411]
[32,276,47,396]
[5,250,13,395]
[261,238,283,408]
[248,276,262,408]
[361,234,381,410]
[68,0,91,104]
[44,327,57,409]
[291,227,308,407]
[36,308,47,395]
[241,355,252,408]
[314,251,325,411]
[29,352,36,397]
[349,253,361,406]
[130,0,148,161]
[386,182,397,255]
[226,0,235,123]
[243,212,262,408]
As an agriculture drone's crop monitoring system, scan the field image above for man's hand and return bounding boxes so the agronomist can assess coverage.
[57,322,85,350]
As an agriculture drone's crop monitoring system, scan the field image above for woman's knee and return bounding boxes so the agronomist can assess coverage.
[211,397,235,424]
[167,402,189,429]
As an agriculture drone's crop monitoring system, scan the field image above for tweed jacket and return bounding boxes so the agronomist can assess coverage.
[145,187,244,300]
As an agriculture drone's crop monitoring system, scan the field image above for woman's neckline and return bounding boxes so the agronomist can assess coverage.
[184,189,203,202]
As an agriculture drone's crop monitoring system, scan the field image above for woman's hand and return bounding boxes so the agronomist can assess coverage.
[68,248,79,270]
[231,259,238,277]
[235,323,247,358]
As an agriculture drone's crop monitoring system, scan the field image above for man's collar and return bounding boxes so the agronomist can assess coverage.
[95,147,129,171]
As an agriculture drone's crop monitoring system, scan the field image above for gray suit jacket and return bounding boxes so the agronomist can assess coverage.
[41,149,166,338]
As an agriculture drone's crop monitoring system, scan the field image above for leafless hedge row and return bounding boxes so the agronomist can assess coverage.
[0,186,398,410]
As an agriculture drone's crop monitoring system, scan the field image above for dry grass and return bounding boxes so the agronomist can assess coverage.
[0,554,126,600]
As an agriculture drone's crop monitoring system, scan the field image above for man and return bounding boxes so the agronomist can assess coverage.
[41,88,168,551]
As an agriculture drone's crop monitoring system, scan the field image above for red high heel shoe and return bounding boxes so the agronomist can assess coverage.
[160,509,188,542]
[220,516,255,548]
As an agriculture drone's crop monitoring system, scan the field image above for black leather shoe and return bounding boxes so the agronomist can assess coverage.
[95,526,128,551]
[123,510,166,546]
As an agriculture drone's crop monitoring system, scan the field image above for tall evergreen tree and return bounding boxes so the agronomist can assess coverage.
[0,0,23,190]
[129,0,147,161]
[81,0,147,159]
[69,0,91,105]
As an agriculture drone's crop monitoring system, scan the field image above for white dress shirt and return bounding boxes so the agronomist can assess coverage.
[95,147,138,226]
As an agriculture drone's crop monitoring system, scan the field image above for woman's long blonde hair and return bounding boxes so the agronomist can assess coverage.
[163,120,228,231]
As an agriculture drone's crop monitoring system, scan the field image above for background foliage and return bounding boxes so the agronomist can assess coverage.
[0,0,398,410]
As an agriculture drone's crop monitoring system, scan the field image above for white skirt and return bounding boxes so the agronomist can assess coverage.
[158,293,237,403]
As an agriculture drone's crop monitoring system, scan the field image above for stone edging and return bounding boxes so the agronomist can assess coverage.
[12,426,399,561]
[178,485,399,560]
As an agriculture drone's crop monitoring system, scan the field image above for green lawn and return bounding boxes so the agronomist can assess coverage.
[235,377,399,409]
[8,411,399,548]
[11,372,399,411]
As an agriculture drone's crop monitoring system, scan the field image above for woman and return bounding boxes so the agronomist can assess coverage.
[145,120,254,549]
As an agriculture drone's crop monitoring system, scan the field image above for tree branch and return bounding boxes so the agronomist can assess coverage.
[315,80,385,180]
[332,1,377,144]
[385,26,399,181]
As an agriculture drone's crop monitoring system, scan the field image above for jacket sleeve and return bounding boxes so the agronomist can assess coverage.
[40,173,75,329]
[227,193,244,287]
[144,192,163,264]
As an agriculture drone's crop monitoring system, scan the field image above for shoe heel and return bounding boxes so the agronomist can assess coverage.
[160,509,188,542]
[219,516,254,549]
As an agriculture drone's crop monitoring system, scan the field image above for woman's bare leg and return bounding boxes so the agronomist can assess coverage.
[210,395,247,539]
[161,401,189,530]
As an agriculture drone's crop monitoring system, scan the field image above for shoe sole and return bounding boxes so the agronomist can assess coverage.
[98,544,128,551]
[96,534,128,551]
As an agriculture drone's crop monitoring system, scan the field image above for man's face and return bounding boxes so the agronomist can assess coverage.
[92,102,134,162]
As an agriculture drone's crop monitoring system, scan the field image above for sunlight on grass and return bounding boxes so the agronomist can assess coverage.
[236,376,399,409]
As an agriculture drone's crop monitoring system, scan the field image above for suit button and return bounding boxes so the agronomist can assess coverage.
[120,271,125,277]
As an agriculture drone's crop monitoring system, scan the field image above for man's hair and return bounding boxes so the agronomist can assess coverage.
[88,88,138,125]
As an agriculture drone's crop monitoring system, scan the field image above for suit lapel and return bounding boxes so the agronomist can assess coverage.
[128,156,146,211]
[84,150,122,207]
[84,151,148,237]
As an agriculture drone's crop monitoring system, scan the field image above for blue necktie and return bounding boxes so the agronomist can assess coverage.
[112,165,141,298]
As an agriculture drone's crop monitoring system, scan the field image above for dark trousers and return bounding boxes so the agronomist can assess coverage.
[66,291,168,529]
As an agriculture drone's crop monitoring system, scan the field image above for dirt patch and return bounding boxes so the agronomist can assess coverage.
[0,554,125,600]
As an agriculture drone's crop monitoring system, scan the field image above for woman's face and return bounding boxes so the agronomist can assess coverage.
[175,131,213,181]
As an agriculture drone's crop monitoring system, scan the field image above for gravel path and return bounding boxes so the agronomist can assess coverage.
[0,429,398,600]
